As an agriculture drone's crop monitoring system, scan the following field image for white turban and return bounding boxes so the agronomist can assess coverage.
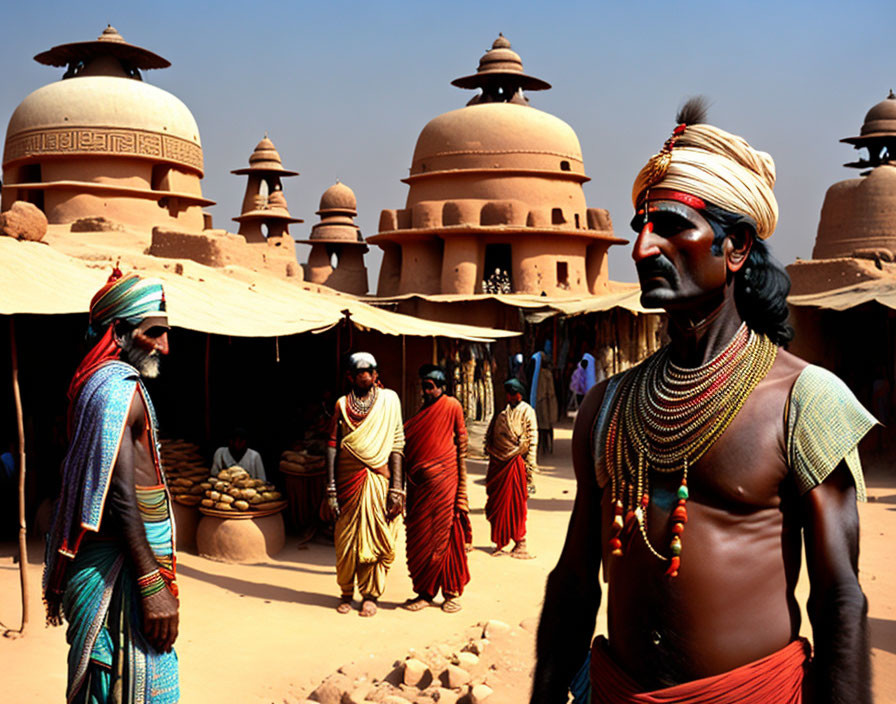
[632,122,778,239]
[349,352,377,371]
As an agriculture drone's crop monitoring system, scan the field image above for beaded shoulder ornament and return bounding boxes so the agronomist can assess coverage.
[604,323,776,577]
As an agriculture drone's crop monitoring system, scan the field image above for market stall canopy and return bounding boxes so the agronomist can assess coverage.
[369,287,658,323]
[788,279,896,311]
[0,238,516,342]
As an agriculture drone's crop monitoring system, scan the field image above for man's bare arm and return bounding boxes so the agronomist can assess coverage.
[105,391,178,653]
[530,384,606,703]
[802,462,870,704]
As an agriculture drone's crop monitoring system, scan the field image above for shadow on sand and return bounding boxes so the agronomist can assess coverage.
[176,562,335,609]
[870,616,896,656]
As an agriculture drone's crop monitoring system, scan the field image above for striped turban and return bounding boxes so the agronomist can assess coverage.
[88,270,167,340]
[632,109,778,239]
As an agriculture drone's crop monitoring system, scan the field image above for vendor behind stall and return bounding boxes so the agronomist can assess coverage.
[212,427,266,480]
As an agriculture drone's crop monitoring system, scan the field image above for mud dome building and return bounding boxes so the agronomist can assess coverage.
[299,181,369,295]
[787,91,896,458]
[369,35,625,297]
[2,25,213,234]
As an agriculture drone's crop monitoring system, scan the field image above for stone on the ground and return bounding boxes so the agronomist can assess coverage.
[344,684,373,704]
[382,696,413,704]
[463,639,488,656]
[430,688,459,704]
[435,644,455,658]
[454,652,479,668]
[482,620,510,639]
[469,684,493,703]
[69,216,124,232]
[403,658,431,687]
[310,674,353,704]
[441,665,471,689]
[0,201,47,241]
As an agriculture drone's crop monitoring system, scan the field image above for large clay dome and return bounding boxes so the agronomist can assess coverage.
[4,76,203,174]
[410,103,584,177]
[813,165,896,259]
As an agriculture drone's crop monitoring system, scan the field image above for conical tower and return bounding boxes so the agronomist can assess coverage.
[813,92,896,260]
[231,136,302,243]
[299,182,368,295]
[451,33,551,106]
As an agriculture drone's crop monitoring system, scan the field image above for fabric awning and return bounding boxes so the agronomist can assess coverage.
[369,288,658,323]
[788,279,896,311]
[0,238,516,341]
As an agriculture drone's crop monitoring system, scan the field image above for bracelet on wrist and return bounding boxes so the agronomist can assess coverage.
[137,570,166,599]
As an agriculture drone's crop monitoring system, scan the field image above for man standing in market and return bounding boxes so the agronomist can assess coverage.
[44,269,180,704]
[531,99,874,703]
[484,378,538,558]
[325,352,405,617]
[402,365,471,613]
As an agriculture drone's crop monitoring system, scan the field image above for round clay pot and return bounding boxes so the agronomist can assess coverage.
[171,500,200,552]
[195,512,286,563]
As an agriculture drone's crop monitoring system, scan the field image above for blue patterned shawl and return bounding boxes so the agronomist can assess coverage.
[44,361,148,619]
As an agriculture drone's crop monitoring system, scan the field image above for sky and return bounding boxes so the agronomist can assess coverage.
[1,0,894,287]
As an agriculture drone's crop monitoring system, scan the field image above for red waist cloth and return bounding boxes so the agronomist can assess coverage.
[590,636,810,703]
[485,454,527,549]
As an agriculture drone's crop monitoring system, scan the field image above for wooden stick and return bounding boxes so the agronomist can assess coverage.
[9,316,30,636]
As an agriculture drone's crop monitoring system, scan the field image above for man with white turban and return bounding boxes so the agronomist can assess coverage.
[325,352,405,617]
[532,99,873,704]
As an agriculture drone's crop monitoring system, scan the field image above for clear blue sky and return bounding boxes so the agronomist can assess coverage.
[2,0,894,285]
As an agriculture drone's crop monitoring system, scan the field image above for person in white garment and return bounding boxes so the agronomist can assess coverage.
[211,427,266,479]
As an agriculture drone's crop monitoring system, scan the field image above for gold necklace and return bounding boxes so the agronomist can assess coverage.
[605,324,777,576]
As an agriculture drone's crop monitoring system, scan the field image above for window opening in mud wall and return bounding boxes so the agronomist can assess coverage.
[552,208,566,225]
[20,164,44,210]
[482,243,513,293]
[574,213,581,229]
[151,164,170,191]
[557,261,569,289]
[560,160,570,171]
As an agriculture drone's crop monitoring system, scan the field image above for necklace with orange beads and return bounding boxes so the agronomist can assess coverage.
[604,324,776,577]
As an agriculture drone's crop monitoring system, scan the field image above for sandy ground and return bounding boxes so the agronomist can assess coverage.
[1,419,894,703]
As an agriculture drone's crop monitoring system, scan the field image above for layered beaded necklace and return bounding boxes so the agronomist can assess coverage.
[347,385,378,421]
[604,323,777,576]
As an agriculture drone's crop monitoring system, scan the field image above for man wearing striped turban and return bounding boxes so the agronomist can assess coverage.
[44,269,180,703]
[533,100,873,703]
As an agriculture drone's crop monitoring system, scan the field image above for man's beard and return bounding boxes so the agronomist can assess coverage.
[120,334,162,379]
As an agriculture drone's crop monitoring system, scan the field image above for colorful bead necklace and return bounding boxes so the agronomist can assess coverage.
[604,323,777,576]
[347,385,378,420]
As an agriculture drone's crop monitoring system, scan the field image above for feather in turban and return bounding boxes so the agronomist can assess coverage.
[632,98,778,239]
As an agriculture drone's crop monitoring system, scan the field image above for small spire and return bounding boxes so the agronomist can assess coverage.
[492,33,511,49]
[888,89,895,100]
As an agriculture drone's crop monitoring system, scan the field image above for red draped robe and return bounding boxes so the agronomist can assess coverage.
[484,401,536,549]
[590,636,810,703]
[403,394,471,598]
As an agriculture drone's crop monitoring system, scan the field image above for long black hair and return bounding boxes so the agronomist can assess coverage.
[702,202,793,346]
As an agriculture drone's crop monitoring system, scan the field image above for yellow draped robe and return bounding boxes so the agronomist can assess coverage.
[333,388,405,599]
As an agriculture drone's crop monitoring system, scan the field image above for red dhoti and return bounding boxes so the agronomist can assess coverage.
[590,636,810,703]
[485,454,528,549]
[404,395,470,597]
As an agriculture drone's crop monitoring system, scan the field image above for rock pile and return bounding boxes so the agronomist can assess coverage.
[291,618,536,704]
